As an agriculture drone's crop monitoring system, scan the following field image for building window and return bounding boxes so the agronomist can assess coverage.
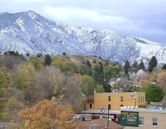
[108,96,111,101]
[121,96,123,102]
[90,104,92,109]
[152,118,158,126]
[108,104,111,110]
[139,117,144,126]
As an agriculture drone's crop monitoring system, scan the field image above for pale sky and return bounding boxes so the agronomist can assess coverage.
[0,0,166,44]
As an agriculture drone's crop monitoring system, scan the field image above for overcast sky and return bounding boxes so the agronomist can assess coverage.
[1,0,166,44]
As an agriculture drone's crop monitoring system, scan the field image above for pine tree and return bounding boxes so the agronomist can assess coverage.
[92,63,104,84]
[124,60,130,75]
[62,52,66,56]
[86,60,91,67]
[44,54,52,66]
[138,60,145,70]
[148,56,157,72]
[132,60,138,69]
[162,64,166,70]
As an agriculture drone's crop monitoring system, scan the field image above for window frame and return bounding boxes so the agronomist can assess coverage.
[139,117,144,126]
[108,96,111,101]
[152,118,158,127]
[120,96,124,102]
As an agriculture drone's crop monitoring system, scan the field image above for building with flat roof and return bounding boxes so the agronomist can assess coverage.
[86,92,146,110]
[120,108,166,129]
[76,118,123,129]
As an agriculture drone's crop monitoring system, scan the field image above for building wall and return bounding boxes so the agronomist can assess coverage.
[92,92,145,110]
[124,111,166,129]
[85,103,94,109]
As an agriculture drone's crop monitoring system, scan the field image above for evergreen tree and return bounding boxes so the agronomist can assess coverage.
[148,56,157,72]
[92,63,104,84]
[86,60,91,67]
[36,53,42,58]
[138,60,145,70]
[104,64,121,81]
[132,60,138,69]
[44,54,52,66]
[124,60,130,75]
[162,64,166,70]
[62,52,66,56]
[103,82,112,92]
[26,53,30,57]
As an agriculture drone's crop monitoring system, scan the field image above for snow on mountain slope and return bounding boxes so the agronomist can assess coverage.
[0,10,166,63]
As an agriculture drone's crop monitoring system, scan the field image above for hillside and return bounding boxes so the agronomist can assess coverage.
[0,11,166,63]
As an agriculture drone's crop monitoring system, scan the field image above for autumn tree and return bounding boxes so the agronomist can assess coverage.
[0,53,25,69]
[28,56,44,71]
[52,57,78,73]
[26,67,64,102]
[5,97,25,121]
[16,100,76,129]
[62,74,83,112]
[0,68,11,97]
[13,63,35,100]
[156,71,166,92]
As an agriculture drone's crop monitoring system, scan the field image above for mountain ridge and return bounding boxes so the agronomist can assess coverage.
[0,10,166,63]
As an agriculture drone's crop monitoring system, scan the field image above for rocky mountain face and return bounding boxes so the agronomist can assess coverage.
[0,10,166,63]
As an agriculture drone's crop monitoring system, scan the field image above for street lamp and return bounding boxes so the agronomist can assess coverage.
[107,105,111,127]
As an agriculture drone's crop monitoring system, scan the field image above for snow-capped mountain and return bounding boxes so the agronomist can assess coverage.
[0,10,166,63]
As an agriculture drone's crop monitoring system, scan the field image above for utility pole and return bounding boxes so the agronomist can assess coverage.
[107,105,110,127]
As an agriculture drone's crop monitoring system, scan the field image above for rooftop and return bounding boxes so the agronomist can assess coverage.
[94,91,145,94]
[81,109,121,115]
[121,108,166,113]
[76,118,122,129]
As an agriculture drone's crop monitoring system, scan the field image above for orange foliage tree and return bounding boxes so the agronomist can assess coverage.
[157,71,166,92]
[15,100,76,129]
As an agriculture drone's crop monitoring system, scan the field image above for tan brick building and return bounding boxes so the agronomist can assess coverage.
[86,92,146,110]
[121,108,166,129]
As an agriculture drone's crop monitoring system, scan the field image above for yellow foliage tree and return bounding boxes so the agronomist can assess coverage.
[13,63,35,101]
[14,63,35,90]
[28,56,44,71]
[157,71,166,92]
[0,67,11,97]
[14,100,76,129]
[52,57,78,73]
